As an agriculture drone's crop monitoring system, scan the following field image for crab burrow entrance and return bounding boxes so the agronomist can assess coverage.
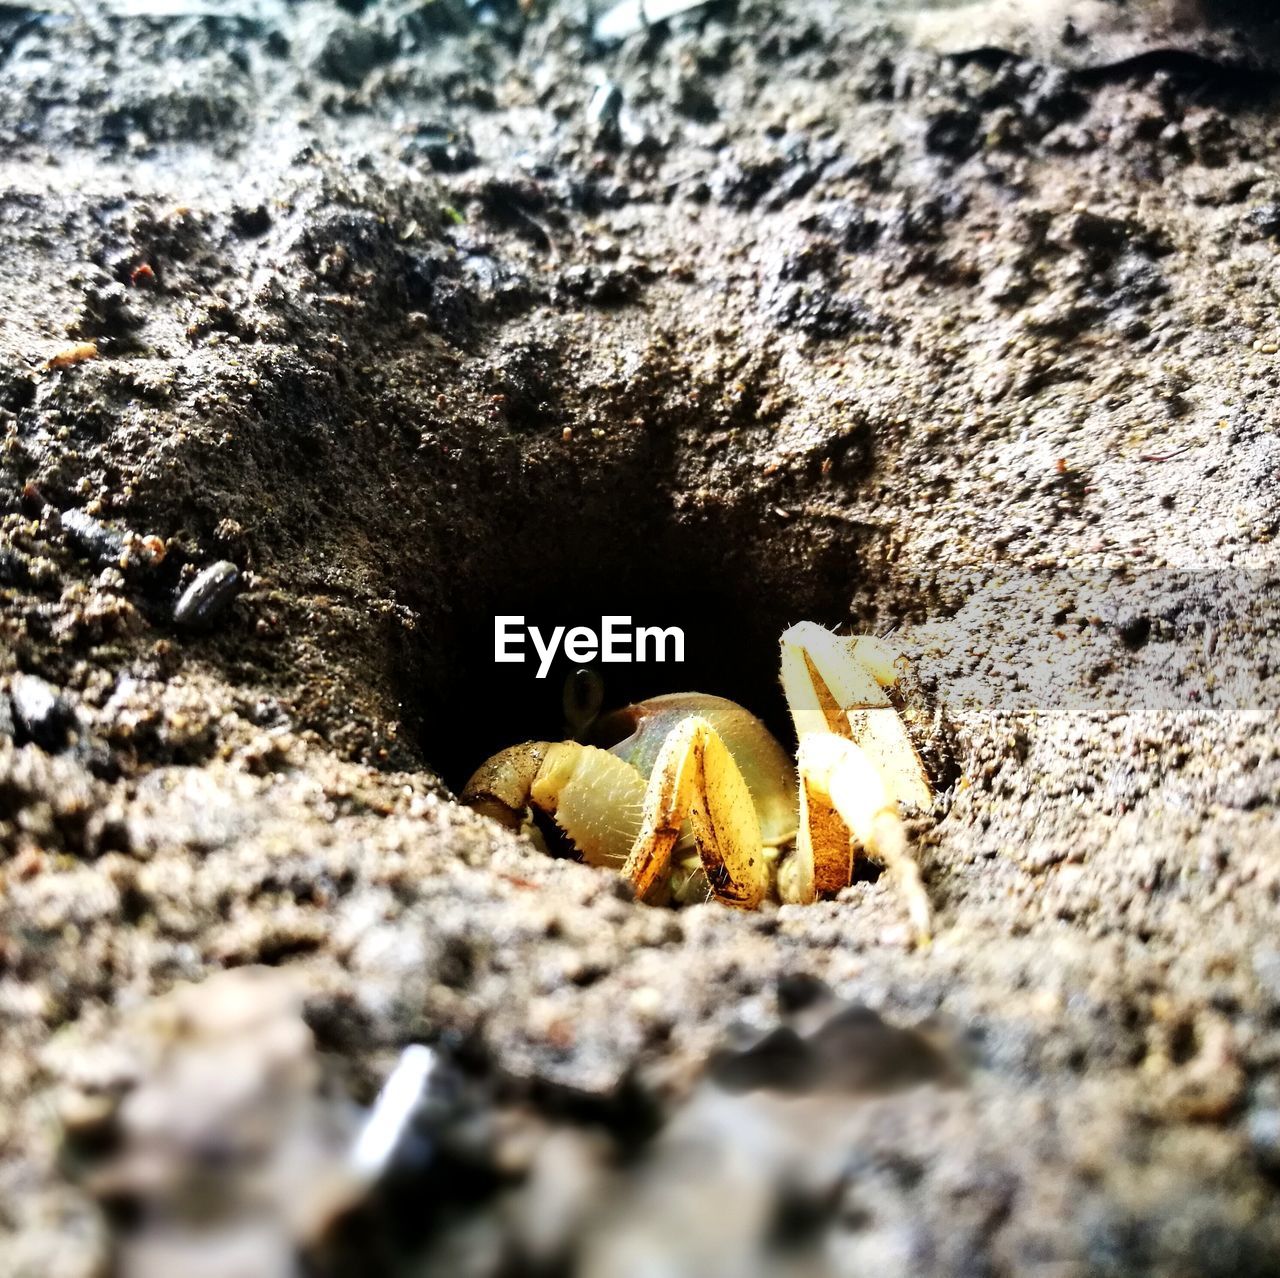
[407,501,861,794]
[348,348,942,796]
[131,272,942,805]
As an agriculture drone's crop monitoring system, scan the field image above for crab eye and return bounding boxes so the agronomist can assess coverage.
[562,667,604,740]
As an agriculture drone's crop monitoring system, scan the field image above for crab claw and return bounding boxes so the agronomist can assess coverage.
[460,742,553,831]
[461,741,648,873]
[780,622,932,812]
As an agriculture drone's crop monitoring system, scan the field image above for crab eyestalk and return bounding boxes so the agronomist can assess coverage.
[562,667,604,741]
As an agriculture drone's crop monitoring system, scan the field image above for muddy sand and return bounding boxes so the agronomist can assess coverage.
[2,0,1280,1273]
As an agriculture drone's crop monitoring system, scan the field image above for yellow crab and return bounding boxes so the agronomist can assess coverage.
[461,622,935,942]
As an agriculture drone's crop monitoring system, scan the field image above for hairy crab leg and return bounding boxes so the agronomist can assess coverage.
[530,744,646,869]
[623,716,769,909]
[797,733,932,945]
[780,621,932,811]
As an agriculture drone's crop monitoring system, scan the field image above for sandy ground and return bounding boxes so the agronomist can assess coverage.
[2,1,1280,1273]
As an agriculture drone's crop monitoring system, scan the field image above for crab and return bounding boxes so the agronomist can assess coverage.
[461,622,936,943]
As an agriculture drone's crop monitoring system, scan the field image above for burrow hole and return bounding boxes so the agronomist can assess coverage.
[397,501,866,796]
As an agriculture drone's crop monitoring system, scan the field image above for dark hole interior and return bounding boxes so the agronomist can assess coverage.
[404,508,859,793]
[421,584,840,793]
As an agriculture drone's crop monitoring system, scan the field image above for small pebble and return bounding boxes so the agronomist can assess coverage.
[630,986,663,1017]
[173,560,241,629]
[587,81,623,146]
[10,672,75,751]
[61,508,127,566]
[0,545,30,587]
[587,81,622,130]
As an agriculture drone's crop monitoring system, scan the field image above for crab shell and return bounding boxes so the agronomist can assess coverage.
[597,693,798,848]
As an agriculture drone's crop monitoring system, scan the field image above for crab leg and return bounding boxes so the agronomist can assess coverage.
[779,622,934,942]
[622,717,769,909]
[463,726,768,907]
[797,733,931,944]
[780,621,931,811]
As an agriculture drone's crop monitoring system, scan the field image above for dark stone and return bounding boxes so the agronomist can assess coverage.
[61,508,127,567]
[1116,612,1151,650]
[317,23,395,88]
[0,544,31,586]
[74,279,142,338]
[807,1005,954,1092]
[554,263,643,305]
[708,1003,955,1096]
[776,972,831,1014]
[768,282,884,340]
[1069,210,1131,256]
[676,77,718,123]
[302,209,394,270]
[230,203,272,238]
[1244,204,1280,239]
[2,370,36,413]
[798,205,883,252]
[174,561,241,630]
[403,122,478,173]
[1110,256,1167,303]
[712,155,787,209]
[707,1026,816,1093]
[896,195,959,244]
